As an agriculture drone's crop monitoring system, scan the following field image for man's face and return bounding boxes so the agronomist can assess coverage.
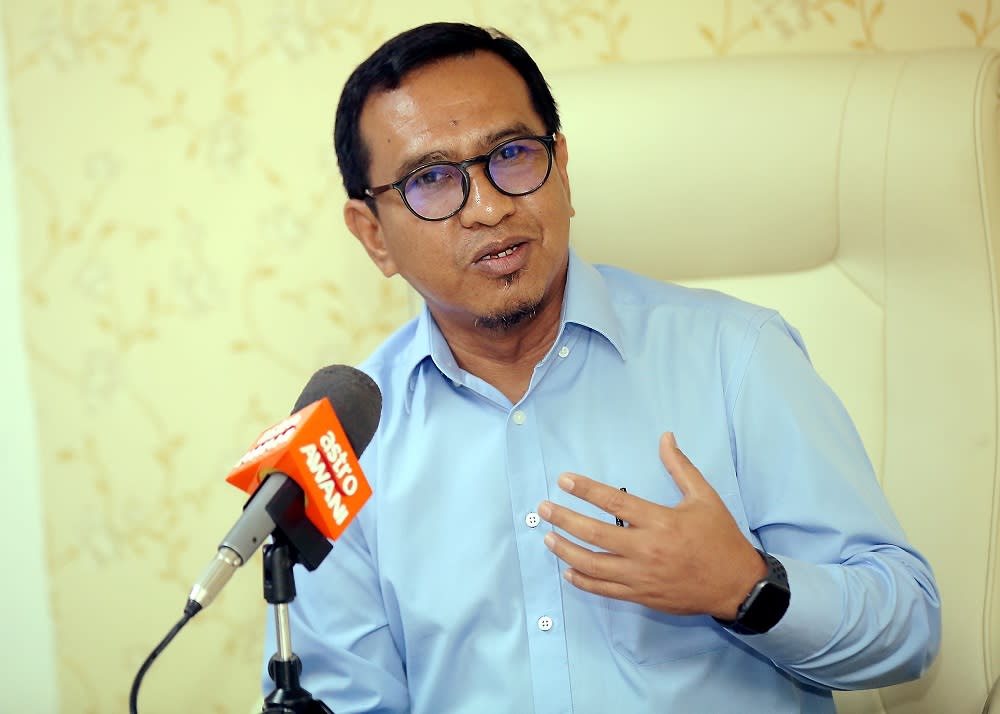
[346,51,574,333]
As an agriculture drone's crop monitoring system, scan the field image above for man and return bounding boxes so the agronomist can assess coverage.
[264,22,941,713]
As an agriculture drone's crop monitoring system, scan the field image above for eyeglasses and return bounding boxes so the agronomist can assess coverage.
[364,134,556,221]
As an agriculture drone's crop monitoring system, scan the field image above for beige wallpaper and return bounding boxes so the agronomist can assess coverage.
[3,1,997,712]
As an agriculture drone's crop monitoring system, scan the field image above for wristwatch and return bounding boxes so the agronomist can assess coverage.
[714,549,790,635]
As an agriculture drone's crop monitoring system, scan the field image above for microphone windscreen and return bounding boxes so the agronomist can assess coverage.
[292,365,382,457]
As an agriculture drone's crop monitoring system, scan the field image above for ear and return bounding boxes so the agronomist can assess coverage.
[554,132,575,218]
[344,199,399,277]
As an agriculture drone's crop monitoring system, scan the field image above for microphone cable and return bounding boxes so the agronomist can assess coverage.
[128,600,203,714]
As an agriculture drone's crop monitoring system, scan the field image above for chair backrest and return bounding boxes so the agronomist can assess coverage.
[549,49,1000,714]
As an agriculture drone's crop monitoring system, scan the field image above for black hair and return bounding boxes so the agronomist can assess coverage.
[333,22,561,203]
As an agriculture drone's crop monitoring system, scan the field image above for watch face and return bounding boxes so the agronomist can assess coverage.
[741,581,791,633]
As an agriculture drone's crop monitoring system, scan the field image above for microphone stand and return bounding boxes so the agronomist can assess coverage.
[260,484,336,714]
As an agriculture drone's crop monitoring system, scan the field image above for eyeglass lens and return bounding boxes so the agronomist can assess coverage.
[403,137,551,220]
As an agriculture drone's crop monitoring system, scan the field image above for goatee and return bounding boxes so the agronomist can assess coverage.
[473,270,545,331]
[475,301,541,332]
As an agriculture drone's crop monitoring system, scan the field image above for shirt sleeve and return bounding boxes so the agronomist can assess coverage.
[728,312,941,689]
[260,503,410,713]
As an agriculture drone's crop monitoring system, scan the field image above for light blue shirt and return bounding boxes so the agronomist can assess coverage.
[265,249,940,713]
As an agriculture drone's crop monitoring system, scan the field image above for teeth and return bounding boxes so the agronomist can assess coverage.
[482,244,519,260]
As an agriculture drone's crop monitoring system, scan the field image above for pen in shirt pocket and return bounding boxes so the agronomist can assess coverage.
[616,487,627,527]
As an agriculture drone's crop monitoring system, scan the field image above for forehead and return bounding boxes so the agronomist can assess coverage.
[359,52,544,174]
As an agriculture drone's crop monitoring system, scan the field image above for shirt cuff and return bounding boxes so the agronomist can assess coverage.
[733,554,843,663]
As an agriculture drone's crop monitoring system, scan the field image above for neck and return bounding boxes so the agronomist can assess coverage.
[434,290,564,404]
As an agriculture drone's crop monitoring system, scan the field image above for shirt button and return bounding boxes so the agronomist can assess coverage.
[512,410,526,425]
[537,616,554,631]
[525,512,540,528]
[557,346,570,358]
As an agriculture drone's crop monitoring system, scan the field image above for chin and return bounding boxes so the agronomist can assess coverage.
[474,299,542,332]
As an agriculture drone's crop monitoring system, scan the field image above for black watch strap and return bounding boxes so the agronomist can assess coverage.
[714,549,790,635]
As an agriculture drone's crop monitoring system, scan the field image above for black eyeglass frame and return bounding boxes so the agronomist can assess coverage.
[363,134,557,221]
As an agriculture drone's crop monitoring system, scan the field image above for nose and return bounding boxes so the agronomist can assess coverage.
[458,164,515,228]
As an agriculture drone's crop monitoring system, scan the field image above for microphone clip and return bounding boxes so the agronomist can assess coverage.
[264,475,334,575]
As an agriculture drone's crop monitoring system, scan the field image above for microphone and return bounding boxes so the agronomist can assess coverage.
[186,365,382,613]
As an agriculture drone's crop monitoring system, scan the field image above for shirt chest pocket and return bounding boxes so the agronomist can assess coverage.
[602,485,750,666]
[604,599,730,666]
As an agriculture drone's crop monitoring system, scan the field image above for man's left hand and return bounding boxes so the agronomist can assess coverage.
[537,431,766,620]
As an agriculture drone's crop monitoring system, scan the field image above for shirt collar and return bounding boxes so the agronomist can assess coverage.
[399,247,627,410]
[561,247,626,360]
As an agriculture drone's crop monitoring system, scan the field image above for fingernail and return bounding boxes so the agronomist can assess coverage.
[544,532,556,549]
[563,569,574,583]
[558,474,575,492]
[538,501,552,519]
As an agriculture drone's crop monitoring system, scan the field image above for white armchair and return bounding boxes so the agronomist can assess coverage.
[551,48,1000,714]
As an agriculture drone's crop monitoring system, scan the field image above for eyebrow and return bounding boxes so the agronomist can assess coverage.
[391,122,539,179]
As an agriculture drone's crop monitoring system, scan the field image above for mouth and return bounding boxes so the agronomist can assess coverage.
[471,239,531,278]
[474,241,526,264]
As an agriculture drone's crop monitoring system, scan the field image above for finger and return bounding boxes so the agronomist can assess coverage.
[554,472,642,525]
[561,566,634,601]
[658,431,710,498]
[543,530,629,583]
[538,499,630,554]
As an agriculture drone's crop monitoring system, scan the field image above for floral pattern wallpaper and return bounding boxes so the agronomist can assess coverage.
[2,1,997,712]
